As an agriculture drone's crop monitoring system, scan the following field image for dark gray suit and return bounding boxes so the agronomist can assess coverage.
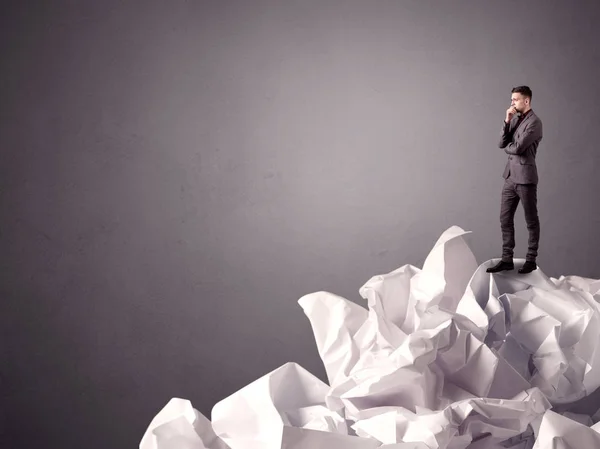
[497,110,543,262]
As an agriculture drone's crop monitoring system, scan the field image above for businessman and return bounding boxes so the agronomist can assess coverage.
[487,86,542,274]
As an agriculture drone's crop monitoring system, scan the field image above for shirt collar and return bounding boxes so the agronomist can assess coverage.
[520,109,533,119]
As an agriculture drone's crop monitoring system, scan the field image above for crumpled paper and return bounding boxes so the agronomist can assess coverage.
[532,410,600,448]
[211,362,348,449]
[139,225,600,448]
[139,397,230,449]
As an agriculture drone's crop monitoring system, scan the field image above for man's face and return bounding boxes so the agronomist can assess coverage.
[511,93,529,113]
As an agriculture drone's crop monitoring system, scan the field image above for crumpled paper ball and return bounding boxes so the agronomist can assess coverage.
[139,226,600,449]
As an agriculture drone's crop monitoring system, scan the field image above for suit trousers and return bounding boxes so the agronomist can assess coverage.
[500,178,540,262]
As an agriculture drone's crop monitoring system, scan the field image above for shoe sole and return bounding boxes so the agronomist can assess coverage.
[486,267,514,273]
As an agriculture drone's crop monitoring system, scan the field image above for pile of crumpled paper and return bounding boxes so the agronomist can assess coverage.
[139,226,600,449]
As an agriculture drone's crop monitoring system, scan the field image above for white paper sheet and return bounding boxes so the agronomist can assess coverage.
[211,362,348,449]
[140,225,600,449]
[532,410,600,448]
[139,398,230,449]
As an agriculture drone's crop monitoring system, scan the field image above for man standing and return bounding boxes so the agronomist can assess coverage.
[487,86,543,274]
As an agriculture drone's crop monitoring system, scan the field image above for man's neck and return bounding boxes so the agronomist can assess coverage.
[521,106,532,115]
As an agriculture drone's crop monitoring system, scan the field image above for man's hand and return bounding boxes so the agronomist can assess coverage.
[505,106,517,123]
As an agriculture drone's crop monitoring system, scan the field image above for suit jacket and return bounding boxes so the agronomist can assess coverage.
[499,110,543,184]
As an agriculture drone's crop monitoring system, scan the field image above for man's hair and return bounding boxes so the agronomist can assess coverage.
[512,85,532,100]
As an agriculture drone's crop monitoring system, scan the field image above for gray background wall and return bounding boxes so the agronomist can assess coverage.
[2,1,600,448]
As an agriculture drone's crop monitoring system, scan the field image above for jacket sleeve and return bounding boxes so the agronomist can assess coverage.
[503,118,543,155]
[498,121,512,148]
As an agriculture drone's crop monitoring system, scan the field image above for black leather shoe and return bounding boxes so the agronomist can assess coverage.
[486,260,514,273]
[518,261,537,274]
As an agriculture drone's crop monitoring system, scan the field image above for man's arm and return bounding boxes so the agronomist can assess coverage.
[498,120,513,148]
[503,118,543,155]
